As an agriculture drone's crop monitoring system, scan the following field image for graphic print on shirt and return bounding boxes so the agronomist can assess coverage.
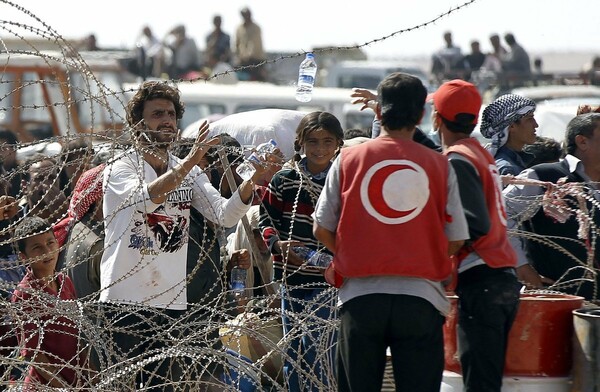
[360,159,430,224]
[129,185,192,254]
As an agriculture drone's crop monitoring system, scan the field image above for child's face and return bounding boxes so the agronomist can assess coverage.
[20,230,59,279]
[303,129,339,172]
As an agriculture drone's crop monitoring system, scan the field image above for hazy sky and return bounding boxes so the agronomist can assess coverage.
[2,0,598,59]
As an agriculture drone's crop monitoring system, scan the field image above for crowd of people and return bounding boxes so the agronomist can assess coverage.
[431,31,540,91]
[1,65,600,391]
[129,7,266,82]
[73,17,600,94]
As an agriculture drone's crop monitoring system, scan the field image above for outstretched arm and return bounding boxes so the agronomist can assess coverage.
[148,121,219,204]
[350,88,378,112]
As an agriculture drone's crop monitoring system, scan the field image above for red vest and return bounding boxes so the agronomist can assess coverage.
[446,138,517,268]
[334,138,452,281]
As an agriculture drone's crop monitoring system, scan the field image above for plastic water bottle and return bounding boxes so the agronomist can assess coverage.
[230,267,247,296]
[295,53,317,103]
[236,139,278,181]
[292,246,333,268]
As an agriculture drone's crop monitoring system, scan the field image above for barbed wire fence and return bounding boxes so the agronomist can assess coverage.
[1,0,598,390]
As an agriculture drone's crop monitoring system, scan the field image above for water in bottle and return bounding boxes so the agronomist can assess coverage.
[308,252,333,268]
[236,139,278,181]
[292,246,332,269]
[292,246,314,261]
[295,53,317,103]
[230,267,247,296]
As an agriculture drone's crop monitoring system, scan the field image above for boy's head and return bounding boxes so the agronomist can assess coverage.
[428,79,482,135]
[376,72,427,131]
[14,216,59,278]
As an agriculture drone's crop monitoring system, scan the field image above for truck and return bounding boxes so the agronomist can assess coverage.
[0,50,136,142]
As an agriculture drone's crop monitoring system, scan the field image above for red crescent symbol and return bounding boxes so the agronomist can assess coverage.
[367,164,416,219]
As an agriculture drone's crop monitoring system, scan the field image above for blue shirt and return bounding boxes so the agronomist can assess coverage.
[494,145,533,177]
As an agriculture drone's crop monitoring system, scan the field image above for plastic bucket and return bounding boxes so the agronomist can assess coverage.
[444,293,584,376]
[572,307,600,392]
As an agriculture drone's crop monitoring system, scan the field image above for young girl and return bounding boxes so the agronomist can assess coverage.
[259,111,344,392]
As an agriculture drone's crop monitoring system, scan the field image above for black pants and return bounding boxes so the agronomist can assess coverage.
[101,304,186,391]
[456,266,521,392]
[337,293,445,392]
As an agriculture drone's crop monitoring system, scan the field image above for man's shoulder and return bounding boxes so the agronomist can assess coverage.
[106,149,135,165]
[530,160,569,180]
[104,150,140,175]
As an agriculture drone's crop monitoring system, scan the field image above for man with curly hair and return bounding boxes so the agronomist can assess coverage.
[100,81,264,389]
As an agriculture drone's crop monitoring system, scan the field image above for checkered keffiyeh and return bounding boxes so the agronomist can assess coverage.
[480,94,536,156]
[53,164,105,246]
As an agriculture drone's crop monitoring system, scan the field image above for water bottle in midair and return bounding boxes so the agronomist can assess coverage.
[295,53,317,103]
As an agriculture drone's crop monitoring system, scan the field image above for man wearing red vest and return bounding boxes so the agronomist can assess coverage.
[430,79,522,392]
[313,72,469,392]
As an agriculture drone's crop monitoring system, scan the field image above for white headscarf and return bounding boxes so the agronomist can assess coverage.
[480,94,536,156]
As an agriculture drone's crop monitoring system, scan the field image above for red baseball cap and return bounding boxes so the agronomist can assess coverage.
[427,80,482,125]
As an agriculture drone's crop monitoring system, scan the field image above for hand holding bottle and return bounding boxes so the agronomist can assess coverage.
[236,139,278,181]
[292,246,333,269]
[274,240,304,266]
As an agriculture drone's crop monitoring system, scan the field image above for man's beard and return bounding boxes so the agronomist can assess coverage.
[142,129,176,149]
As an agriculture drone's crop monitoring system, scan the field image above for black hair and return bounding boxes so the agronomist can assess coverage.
[523,136,563,167]
[126,81,185,127]
[14,216,53,254]
[205,133,243,166]
[62,136,92,162]
[174,134,242,165]
[172,138,194,159]
[504,33,516,45]
[565,113,600,155]
[293,111,344,162]
[343,128,371,140]
[0,129,18,146]
[377,72,427,131]
[440,114,477,135]
[23,153,68,185]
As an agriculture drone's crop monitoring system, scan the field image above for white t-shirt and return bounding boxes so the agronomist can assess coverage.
[100,149,250,310]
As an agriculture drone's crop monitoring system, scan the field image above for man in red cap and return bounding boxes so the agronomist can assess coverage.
[429,79,521,392]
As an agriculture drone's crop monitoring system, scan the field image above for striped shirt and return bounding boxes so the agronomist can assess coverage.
[259,159,331,287]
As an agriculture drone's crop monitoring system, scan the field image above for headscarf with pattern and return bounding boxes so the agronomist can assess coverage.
[480,94,536,156]
[53,164,105,247]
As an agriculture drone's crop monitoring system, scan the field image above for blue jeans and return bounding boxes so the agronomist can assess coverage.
[281,285,337,392]
[100,304,186,391]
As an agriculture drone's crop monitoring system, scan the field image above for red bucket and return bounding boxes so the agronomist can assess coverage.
[444,293,584,376]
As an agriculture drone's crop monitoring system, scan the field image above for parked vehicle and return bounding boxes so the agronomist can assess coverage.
[509,85,600,103]
[0,50,136,142]
[320,60,430,91]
